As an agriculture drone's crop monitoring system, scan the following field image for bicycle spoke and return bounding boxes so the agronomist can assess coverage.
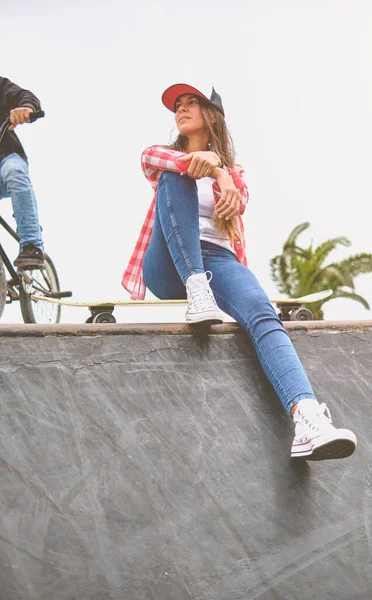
[20,259,61,324]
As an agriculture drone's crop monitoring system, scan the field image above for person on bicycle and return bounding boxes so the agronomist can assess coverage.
[0,76,44,269]
[122,82,357,462]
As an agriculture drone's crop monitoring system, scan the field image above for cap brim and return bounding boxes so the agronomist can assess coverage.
[161,83,211,113]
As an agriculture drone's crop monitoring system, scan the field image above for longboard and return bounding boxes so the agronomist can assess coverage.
[31,290,333,323]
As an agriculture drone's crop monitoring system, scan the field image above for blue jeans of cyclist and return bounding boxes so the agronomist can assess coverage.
[143,171,316,416]
[0,152,43,250]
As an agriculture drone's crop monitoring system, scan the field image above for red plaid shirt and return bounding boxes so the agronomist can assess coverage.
[122,145,249,300]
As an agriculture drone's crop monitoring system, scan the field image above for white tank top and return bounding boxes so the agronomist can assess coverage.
[196,176,237,256]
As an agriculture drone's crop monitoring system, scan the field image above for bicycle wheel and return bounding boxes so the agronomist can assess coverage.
[19,253,61,324]
[0,257,6,319]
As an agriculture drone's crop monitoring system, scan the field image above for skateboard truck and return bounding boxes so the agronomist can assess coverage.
[276,303,313,321]
[86,305,116,324]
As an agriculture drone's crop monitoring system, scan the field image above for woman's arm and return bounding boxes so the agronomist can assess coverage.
[224,164,249,213]
[178,151,222,178]
[141,145,192,188]
[211,164,249,219]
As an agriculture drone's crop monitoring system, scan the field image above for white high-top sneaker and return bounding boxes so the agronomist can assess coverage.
[291,399,357,460]
[185,272,224,325]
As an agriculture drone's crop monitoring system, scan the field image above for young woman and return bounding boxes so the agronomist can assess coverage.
[122,82,356,461]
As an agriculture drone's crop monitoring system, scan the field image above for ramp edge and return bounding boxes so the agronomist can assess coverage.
[0,320,371,337]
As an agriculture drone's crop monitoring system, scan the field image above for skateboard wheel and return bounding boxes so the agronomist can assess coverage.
[92,312,116,324]
[290,308,313,321]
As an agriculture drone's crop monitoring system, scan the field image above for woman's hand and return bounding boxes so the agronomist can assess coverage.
[178,151,222,179]
[213,168,240,220]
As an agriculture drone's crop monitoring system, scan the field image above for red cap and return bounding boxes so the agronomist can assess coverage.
[161,83,224,115]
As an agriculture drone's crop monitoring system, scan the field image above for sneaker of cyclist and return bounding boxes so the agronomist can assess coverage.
[0,76,44,269]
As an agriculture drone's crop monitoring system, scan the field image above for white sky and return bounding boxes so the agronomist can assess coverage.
[1,0,371,324]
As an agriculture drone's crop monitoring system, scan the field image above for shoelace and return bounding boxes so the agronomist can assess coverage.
[187,271,218,311]
[300,402,333,433]
[189,286,217,311]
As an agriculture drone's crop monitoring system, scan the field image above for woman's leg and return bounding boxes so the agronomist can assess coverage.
[145,172,204,285]
[143,172,223,323]
[202,245,315,415]
[202,243,356,460]
[142,185,187,300]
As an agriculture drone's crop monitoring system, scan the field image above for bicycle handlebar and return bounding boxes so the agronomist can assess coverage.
[28,110,45,122]
[0,110,45,145]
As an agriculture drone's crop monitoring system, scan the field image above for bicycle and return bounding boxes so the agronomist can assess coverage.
[0,111,71,323]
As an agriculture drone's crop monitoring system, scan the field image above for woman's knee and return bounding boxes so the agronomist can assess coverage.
[248,287,272,311]
[229,284,278,328]
[159,171,197,194]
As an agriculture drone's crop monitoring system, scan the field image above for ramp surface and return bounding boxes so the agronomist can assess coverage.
[0,323,371,600]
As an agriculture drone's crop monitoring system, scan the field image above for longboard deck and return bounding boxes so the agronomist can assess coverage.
[31,290,333,308]
[271,290,333,304]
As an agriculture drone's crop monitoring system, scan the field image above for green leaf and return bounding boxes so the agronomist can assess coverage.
[270,222,372,315]
[314,237,351,265]
[338,254,372,277]
[283,222,310,248]
[321,289,370,310]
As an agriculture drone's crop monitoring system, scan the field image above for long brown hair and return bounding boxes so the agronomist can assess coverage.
[169,101,241,243]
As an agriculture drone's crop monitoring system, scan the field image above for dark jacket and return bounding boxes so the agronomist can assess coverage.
[0,76,42,163]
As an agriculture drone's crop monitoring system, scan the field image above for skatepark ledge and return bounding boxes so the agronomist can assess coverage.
[0,319,372,336]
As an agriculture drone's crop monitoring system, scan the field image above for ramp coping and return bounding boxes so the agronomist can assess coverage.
[0,321,371,337]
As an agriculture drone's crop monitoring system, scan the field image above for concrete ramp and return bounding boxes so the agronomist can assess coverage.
[0,322,371,600]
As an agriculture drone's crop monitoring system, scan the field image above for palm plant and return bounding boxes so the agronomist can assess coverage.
[270,222,372,319]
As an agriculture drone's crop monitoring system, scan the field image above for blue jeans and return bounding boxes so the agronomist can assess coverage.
[0,152,43,250]
[143,171,316,415]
